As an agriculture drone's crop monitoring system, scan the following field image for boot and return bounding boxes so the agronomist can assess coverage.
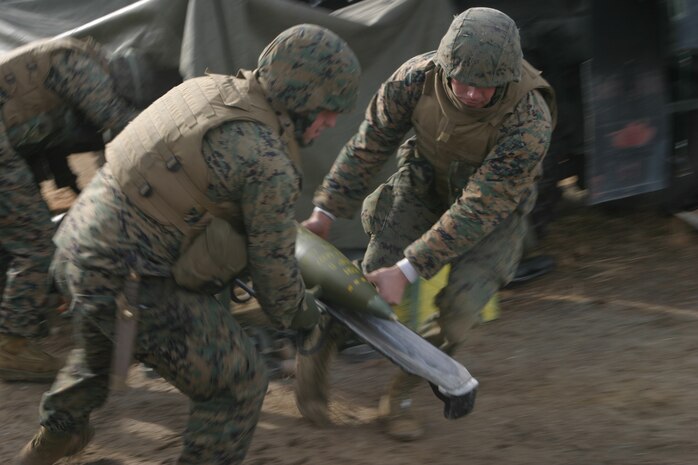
[15,425,94,465]
[377,370,425,442]
[0,334,61,382]
[294,318,344,427]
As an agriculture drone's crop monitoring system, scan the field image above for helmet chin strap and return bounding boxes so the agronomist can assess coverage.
[291,111,319,147]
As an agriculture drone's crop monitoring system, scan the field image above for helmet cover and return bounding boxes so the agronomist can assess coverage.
[257,24,361,116]
[435,7,522,87]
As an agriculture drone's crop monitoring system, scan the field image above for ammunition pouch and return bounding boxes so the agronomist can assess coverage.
[361,181,394,237]
[291,287,321,331]
[172,217,247,293]
[362,153,439,237]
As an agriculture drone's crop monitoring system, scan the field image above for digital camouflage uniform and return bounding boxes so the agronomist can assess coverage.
[18,25,360,465]
[328,53,556,345]
[0,37,137,381]
[306,7,556,439]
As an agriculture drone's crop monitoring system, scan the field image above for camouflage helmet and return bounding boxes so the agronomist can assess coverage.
[435,7,522,87]
[257,24,360,116]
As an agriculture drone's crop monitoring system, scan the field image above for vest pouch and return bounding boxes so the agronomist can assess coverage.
[362,156,437,236]
[361,181,394,237]
[172,217,247,293]
[447,160,478,204]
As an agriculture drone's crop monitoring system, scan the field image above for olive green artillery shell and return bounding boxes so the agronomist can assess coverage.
[295,224,396,320]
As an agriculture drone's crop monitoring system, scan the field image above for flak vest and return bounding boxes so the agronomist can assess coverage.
[0,37,107,129]
[106,69,301,239]
[411,60,557,202]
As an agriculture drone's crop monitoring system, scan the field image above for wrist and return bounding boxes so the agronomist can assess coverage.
[397,258,419,283]
[313,206,335,222]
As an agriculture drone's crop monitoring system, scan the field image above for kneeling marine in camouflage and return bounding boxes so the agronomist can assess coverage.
[0,37,144,383]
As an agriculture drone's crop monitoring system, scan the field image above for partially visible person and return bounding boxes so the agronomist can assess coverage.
[298,7,556,441]
[0,37,155,382]
[15,24,360,465]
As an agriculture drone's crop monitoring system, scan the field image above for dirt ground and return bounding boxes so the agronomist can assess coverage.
[1,153,697,465]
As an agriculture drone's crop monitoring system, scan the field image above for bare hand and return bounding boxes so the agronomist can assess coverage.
[301,209,333,240]
[365,265,409,305]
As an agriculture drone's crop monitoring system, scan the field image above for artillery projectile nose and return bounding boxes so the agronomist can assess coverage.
[367,295,398,321]
[295,223,396,320]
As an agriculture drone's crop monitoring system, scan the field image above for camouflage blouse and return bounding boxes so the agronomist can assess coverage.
[313,52,554,277]
[5,47,136,150]
[54,120,304,328]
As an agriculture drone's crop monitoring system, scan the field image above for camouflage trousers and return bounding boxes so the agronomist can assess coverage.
[0,129,54,338]
[361,154,529,351]
[41,251,269,464]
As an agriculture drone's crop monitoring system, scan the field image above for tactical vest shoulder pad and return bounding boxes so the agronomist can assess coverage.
[0,37,108,125]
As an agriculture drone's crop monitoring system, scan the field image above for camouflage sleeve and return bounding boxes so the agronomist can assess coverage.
[0,118,42,204]
[404,90,554,278]
[202,121,304,329]
[45,48,137,135]
[313,53,434,218]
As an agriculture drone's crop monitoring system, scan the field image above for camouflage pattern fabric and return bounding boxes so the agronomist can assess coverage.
[315,52,553,277]
[36,25,358,462]
[0,44,138,338]
[361,151,531,349]
[53,117,306,328]
[5,46,138,149]
[44,250,268,463]
[435,7,523,87]
[257,24,360,116]
[42,117,307,461]
[0,133,54,338]
[314,51,553,342]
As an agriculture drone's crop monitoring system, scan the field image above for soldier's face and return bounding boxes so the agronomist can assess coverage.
[450,79,496,108]
[303,111,339,145]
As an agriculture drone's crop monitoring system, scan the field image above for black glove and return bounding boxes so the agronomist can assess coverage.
[429,382,477,420]
[290,286,321,331]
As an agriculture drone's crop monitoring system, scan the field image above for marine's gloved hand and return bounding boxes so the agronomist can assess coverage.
[290,286,322,331]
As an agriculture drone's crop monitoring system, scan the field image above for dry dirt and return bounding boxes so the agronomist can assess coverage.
[1,153,697,465]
